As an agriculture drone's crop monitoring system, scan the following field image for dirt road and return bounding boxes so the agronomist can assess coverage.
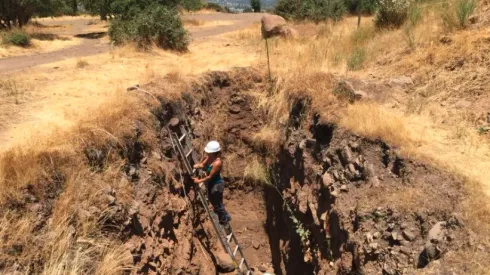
[0,13,262,73]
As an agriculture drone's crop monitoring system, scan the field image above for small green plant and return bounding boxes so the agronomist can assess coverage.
[456,0,476,27]
[440,0,477,29]
[347,47,367,70]
[478,126,490,135]
[264,169,311,248]
[1,30,31,47]
[403,4,421,49]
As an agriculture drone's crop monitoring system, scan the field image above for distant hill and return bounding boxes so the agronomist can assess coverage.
[207,0,277,10]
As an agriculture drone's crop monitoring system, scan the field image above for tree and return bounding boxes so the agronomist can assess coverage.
[275,0,346,22]
[251,0,261,12]
[0,0,62,29]
[352,0,378,27]
[108,1,189,51]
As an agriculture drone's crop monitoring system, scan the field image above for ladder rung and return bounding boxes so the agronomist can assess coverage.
[233,245,239,256]
[226,233,233,243]
[179,133,186,142]
[185,149,193,158]
[239,258,245,269]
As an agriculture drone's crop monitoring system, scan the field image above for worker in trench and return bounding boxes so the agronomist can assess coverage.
[193,141,232,226]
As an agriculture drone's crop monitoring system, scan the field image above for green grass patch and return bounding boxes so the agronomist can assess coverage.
[1,30,31,47]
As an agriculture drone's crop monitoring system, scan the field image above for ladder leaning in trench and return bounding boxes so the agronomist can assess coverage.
[169,124,252,275]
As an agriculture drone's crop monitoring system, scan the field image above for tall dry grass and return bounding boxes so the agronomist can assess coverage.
[0,84,173,273]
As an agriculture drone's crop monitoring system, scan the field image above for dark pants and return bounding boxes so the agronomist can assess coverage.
[207,182,231,224]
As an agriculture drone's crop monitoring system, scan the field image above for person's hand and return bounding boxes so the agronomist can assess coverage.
[193,163,203,169]
[193,177,201,184]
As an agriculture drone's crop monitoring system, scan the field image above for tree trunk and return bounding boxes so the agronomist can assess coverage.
[71,0,78,15]
[357,11,361,28]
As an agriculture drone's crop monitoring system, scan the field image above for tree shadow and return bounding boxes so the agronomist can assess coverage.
[75,32,107,39]
[31,32,70,41]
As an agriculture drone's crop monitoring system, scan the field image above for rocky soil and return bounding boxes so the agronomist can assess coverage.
[128,68,472,274]
[0,68,479,274]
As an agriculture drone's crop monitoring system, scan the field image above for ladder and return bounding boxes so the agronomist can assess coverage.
[168,124,252,275]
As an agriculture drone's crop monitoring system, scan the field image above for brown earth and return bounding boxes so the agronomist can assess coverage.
[0,68,484,274]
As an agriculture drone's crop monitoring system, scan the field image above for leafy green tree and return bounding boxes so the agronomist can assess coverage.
[251,0,261,12]
[275,0,346,22]
[0,0,63,29]
[108,1,189,51]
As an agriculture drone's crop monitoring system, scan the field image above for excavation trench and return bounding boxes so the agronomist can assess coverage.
[0,68,479,274]
[118,68,470,275]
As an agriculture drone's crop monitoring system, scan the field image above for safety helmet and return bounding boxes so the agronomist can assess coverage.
[204,141,221,153]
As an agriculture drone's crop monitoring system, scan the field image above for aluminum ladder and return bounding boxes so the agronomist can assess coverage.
[168,125,252,275]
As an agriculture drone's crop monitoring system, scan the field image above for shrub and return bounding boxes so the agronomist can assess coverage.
[403,4,421,49]
[347,47,367,70]
[375,0,412,28]
[251,0,261,12]
[440,0,476,29]
[1,30,31,47]
[204,2,226,12]
[456,0,476,27]
[275,0,347,22]
[344,0,379,15]
[181,0,203,11]
[109,4,189,51]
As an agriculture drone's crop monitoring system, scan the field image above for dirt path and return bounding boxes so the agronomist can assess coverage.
[0,13,261,74]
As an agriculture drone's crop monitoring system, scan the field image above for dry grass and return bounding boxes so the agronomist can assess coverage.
[340,102,419,149]
[183,18,205,26]
[76,59,89,68]
[0,74,180,272]
[183,19,234,28]
[0,36,257,149]
[243,157,268,186]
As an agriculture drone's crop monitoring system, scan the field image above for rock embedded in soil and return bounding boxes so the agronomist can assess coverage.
[229,105,241,114]
[403,230,416,241]
[340,185,348,192]
[322,172,334,187]
[258,264,268,272]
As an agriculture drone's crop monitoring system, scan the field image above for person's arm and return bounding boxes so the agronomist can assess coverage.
[193,160,222,184]
[193,155,208,169]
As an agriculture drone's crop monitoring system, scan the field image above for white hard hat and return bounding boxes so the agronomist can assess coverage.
[204,141,221,153]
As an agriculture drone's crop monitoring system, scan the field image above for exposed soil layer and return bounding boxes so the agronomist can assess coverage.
[159,69,471,275]
[0,68,476,274]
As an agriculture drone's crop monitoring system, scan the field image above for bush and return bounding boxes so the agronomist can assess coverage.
[344,0,379,15]
[456,0,476,27]
[109,4,189,51]
[403,4,421,48]
[1,30,31,47]
[347,47,366,70]
[181,0,203,11]
[375,0,412,28]
[204,2,226,12]
[251,0,261,12]
[275,0,347,22]
[440,0,476,29]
